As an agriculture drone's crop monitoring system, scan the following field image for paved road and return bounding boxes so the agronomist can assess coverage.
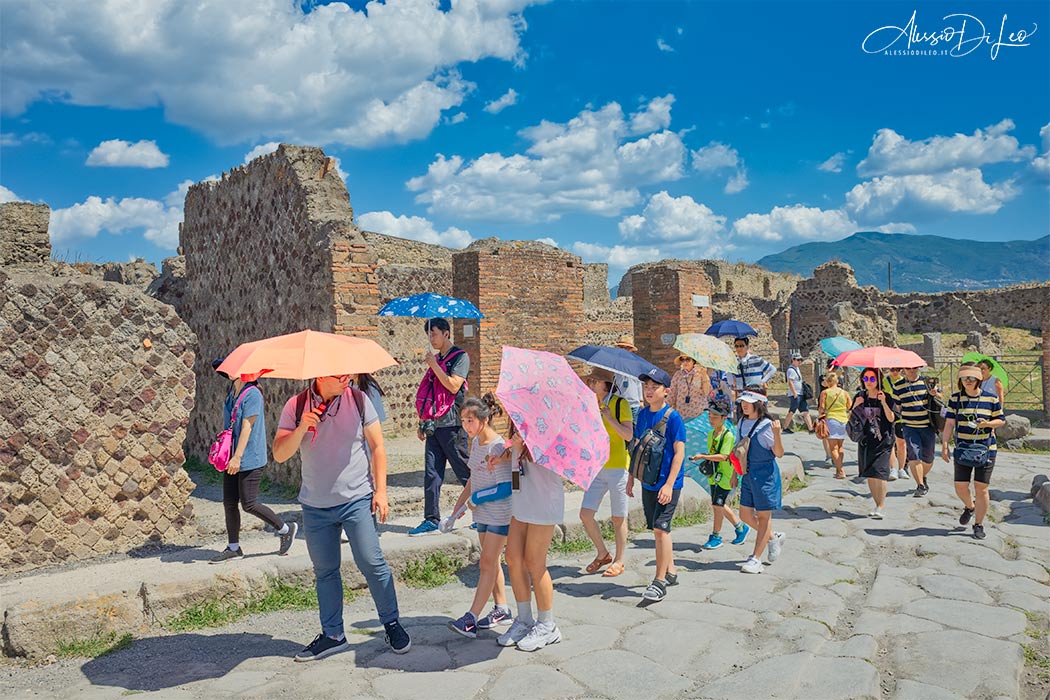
[5,433,1049,700]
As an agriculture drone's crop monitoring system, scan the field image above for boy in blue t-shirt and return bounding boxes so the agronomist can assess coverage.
[627,367,687,603]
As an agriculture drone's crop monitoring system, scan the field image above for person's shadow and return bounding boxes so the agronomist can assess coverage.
[80,633,301,691]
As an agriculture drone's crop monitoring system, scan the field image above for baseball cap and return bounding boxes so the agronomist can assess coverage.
[708,400,731,416]
[638,367,672,387]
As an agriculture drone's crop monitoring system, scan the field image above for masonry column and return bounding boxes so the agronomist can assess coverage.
[452,240,585,397]
[1042,305,1050,419]
[631,263,714,371]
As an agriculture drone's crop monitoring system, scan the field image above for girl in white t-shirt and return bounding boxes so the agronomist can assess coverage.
[447,394,511,640]
[497,423,565,652]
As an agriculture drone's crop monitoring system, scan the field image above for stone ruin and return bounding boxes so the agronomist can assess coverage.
[0,203,197,573]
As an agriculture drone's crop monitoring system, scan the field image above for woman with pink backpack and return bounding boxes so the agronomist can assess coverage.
[210,358,297,562]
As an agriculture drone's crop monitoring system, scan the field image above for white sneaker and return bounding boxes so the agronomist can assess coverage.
[497,618,533,647]
[767,532,785,562]
[888,468,899,481]
[516,622,561,652]
[824,457,833,466]
[740,556,763,574]
[871,509,884,520]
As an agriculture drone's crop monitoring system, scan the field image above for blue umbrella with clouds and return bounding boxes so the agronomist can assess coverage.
[378,293,484,320]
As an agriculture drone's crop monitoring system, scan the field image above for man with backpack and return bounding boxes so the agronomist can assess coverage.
[627,367,686,603]
[272,373,411,661]
[409,318,472,536]
[783,353,814,434]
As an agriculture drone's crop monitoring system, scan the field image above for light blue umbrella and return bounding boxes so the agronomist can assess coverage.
[378,292,484,319]
[681,412,735,493]
[819,336,862,358]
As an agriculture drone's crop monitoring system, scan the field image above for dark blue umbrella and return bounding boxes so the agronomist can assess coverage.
[567,344,658,378]
[378,293,484,319]
[705,319,758,338]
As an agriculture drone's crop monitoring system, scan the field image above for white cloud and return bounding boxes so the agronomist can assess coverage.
[657,38,673,52]
[86,139,169,168]
[732,204,856,242]
[49,194,182,248]
[356,210,472,248]
[1032,123,1049,178]
[536,237,558,247]
[243,142,281,164]
[845,168,1019,222]
[0,185,21,203]
[571,241,662,271]
[483,89,518,114]
[818,152,846,173]
[617,191,725,246]
[408,96,686,222]
[2,0,539,148]
[691,141,748,193]
[857,120,1035,177]
[1,131,51,146]
[448,112,468,125]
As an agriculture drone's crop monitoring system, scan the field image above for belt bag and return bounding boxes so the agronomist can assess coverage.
[954,442,991,469]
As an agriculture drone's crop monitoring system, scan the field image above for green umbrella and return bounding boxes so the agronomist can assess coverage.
[960,352,1008,390]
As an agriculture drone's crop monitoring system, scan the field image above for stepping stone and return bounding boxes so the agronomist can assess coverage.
[486,666,585,700]
[693,652,880,700]
[900,598,1026,638]
[916,574,995,604]
[890,629,1022,697]
[561,649,692,699]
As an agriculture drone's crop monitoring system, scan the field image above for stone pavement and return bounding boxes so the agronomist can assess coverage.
[3,433,1048,700]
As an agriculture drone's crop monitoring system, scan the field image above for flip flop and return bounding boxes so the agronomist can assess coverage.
[602,561,625,577]
[585,553,612,574]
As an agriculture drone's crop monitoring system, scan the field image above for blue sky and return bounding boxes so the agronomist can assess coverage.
[1,0,1047,278]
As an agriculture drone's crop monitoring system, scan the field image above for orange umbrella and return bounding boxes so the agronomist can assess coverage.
[216,330,397,380]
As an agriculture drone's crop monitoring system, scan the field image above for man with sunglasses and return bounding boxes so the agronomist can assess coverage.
[731,337,776,404]
[274,373,411,661]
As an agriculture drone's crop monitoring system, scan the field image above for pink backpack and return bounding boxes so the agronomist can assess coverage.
[416,349,468,420]
[209,387,256,472]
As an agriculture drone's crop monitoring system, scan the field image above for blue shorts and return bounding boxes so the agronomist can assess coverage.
[789,396,809,413]
[740,461,782,512]
[475,522,509,536]
[903,425,936,464]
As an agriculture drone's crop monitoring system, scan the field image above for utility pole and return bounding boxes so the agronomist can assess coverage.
[887,260,892,291]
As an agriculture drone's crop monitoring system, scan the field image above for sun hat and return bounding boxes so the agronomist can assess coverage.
[674,354,694,366]
[614,335,637,351]
[739,391,768,404]
[958,366,983,380]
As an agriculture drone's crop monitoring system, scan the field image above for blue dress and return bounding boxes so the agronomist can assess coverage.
[738,419,782,511]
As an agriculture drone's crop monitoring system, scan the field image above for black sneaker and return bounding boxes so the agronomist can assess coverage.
[913,485,925,498]
[959,508,974,526]
[665,572,679,587]
[920,483,930,496]
[278,522,298,556]
[385,620,411,654]
[783,428,794,434]
[972,524,986,540]
[210,546,244,564]
[294,633,348,662]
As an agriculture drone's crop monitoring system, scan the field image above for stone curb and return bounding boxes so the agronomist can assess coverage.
[1,483,707,660]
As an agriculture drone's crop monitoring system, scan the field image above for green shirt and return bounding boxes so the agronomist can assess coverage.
[706,426,736,490]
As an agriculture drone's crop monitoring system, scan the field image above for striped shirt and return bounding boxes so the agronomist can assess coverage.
[469,437,511,526]
[733,353,776,390]
[946,390,1003,452]
[895,377,931,428]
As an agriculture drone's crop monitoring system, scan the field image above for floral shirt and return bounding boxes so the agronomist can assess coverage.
[668,369,709,420]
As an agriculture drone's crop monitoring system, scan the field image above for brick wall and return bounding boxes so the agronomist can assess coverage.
[631,263,714,372]
[180,144,379,486]
[452,239,584,397]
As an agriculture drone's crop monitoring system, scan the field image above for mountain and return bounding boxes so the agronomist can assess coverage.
[756,232,1050,292]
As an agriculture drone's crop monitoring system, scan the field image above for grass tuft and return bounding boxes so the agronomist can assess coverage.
[399,552,463,589]
[832,578,857,585]
[550,535,595,555]
[165,578,353,632]
[55,632,133,659]
[670,506,710,529]
[786,475,808,493]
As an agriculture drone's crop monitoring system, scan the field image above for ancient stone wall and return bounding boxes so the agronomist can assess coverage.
[711,293,783,367]
[583,263,611,309]
[631,263,714,372]
[73,260,159,290]
[146,256,187,316]
[788,262,898,356]
[361,230,453,269]
[452,239,584,396]
[617,259,798,299]
[0,264,197,573]
[180,144,379,486]
[584,297,633,347]
[889,284,1050,334]
[0,203,51,265]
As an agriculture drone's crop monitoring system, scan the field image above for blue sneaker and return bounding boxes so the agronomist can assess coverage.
[731,523,750,545]
[448,612,478,639]
[409,520,439,536]
[477,605,512,629]
[469,522,478,530]
[702,533,724,550]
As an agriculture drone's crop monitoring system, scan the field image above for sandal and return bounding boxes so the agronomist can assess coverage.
[834,471,846,479]
[585,553,612,574]
[602,561,625,577]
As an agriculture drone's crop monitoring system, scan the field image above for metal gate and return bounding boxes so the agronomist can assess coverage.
[930,353,1044,412]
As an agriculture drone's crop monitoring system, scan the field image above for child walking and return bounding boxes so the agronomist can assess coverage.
[735,390,786,574]
[500,427,565,651]
[447,394,512,638]
[627,367,687,603]
[689,400,749,549]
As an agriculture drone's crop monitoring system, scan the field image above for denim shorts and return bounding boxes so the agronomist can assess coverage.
[789,396,809,413]
[740,461,782,512]
[903,425,936,463]
[475,522,510,536]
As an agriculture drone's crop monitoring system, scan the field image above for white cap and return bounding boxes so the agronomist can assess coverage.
[739,391,768,404]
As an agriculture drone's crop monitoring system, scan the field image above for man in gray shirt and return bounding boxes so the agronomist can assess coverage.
[409,317,471,536]
[274,373,410,661]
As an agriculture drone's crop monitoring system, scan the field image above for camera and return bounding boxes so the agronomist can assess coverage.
[419,419,437,437]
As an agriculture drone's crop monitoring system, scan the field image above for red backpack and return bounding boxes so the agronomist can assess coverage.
[416,349,468,420]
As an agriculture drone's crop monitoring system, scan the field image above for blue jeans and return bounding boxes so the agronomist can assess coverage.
[302,495,399,637]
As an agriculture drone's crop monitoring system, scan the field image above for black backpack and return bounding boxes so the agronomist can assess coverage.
[629,407,671,486]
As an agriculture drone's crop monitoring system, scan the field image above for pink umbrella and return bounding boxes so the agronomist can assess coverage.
[496,346,610,490]
[832,346,926,369]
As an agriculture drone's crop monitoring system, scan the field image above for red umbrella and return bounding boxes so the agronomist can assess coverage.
[832,346,926,369]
